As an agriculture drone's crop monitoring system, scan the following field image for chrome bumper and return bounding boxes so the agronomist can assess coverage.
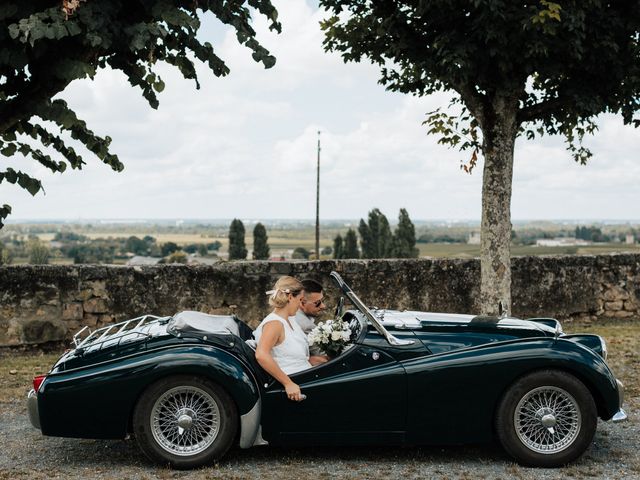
[27,389,41,430]
[612,409,627,422]
[612,379,627,423]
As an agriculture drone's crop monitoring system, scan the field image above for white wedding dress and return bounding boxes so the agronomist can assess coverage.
[253,312,312,375]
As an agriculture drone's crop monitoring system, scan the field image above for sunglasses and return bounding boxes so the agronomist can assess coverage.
[307,297,325,308]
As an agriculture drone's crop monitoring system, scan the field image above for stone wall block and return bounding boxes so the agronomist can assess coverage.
[604,301,624,311]
[75,289,94,302]
[86,280,109,299]
[83,298,108,314]
[62,302,83,320]
[64,320,81,332]
[83,314,100,328]
[99,314,115,325]
[614,311,634,318]
[603,286,629,301]
[20,318,67,344]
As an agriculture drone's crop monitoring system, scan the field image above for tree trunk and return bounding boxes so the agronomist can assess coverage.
[480,94,519,317]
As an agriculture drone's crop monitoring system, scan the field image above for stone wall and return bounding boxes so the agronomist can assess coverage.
[1,254,639,346]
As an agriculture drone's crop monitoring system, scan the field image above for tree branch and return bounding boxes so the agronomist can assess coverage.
[0,77,70,135]
[453,81,487,128]
[517,97,567,124]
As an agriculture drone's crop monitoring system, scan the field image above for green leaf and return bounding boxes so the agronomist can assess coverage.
[1,144,17,157]
[153,78,165,92]
[3,131,16,142]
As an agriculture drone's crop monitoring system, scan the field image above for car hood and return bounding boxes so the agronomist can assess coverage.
[378,310,559,337]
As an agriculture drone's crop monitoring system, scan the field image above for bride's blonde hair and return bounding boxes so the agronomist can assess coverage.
[267,276,303,308]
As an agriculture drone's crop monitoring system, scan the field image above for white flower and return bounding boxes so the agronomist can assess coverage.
[308,318,352,354]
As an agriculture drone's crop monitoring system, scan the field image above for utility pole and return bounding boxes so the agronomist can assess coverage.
[315,131,321,260]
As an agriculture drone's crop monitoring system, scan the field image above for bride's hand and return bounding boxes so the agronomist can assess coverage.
[285,382,303,401]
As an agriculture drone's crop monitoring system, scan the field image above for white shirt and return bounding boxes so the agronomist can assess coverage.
[292,309,316,334]
[253,312,312,375]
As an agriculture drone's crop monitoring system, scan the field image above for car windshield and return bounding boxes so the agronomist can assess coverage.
[330,271,414,347]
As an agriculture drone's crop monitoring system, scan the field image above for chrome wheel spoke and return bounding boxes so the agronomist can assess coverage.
[514,386,581,455]
[150,385,221,456]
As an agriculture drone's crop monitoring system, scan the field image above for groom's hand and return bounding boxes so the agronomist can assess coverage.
[309,355,329,366]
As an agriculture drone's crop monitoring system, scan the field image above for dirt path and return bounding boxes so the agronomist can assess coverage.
[1,397,638,480]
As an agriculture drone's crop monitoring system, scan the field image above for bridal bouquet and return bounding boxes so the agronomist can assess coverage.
[307,319,352,358]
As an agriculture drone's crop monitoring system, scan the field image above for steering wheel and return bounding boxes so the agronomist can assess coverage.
[334,296,344,319]
[347,314,361,341]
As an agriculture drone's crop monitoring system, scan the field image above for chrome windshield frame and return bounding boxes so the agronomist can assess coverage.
[330,271,414,346]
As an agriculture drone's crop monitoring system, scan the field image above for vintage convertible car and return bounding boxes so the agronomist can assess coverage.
[27,272,626,469]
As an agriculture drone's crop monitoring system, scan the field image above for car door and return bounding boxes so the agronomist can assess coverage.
[260,341,407,446]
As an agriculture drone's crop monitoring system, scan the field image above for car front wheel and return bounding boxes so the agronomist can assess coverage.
[496,370,597,467]
[133,375,238,469]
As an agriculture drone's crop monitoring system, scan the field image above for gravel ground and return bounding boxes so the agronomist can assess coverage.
[1,396,638,480]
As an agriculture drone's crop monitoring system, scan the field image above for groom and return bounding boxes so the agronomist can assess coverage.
[293,279,326,354]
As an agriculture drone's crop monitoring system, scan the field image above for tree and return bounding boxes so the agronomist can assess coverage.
[183,243,199,254]
[333,234,344,259]
[207,241,222,251]
[392,208,419,258]
[67,243,114,264]
[357,220,371,258]
[252,222,270,260]
[166,251,188,264]
[358,208,392,258]
[292,247,310,260]
[197,244,208,256]
[125,236,148,255]
[228,219,247,260]
[160,242,179,257]
[343,228,360,259]
[321,2,639,315]
[28,238,49,264]
[0,1,281,228]
[53,231,86,242]
[0,242,12,265]
[321,245,333,256]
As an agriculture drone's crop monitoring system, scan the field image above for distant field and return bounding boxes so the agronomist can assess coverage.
[21,229,640,260]
[417,242,640,258]
[34,230,343,255]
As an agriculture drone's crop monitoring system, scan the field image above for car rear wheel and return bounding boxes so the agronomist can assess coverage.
[496,370,597,467]
[133,375,237,469]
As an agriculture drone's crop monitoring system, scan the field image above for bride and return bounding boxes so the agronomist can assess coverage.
[254,276,327,402]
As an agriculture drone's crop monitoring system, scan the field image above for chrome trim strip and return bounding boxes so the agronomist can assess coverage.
[616,378,625,408]
[239,399,267,448]
[27,389,40,430]
[612,409,627,422]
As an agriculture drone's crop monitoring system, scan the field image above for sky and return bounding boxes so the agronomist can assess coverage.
[3,1,639,222]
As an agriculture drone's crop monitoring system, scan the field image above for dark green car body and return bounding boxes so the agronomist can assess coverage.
[28,272,625,465]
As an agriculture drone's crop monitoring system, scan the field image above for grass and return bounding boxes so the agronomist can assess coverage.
[563,319,640,399]
[0,351,61,405]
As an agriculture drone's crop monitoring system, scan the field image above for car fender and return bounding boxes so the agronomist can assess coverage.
[403,337,620,444]
[38,344,262,443]
[139,345,264,448]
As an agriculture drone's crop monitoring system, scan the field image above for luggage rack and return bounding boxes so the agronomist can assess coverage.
[72,314,170,354]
